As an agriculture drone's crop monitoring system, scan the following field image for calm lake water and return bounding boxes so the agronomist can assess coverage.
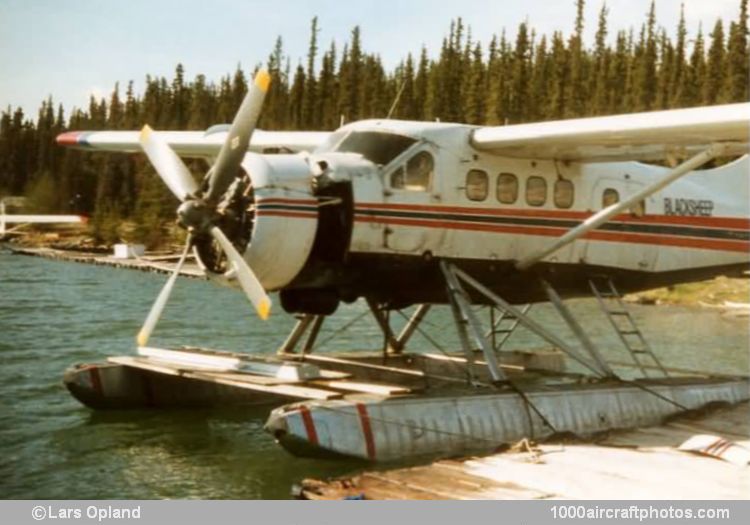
[0,248,747,499]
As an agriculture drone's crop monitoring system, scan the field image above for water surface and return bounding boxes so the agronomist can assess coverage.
[0,249,747,498]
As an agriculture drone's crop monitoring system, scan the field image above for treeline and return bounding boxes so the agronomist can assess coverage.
[0,0,747,246]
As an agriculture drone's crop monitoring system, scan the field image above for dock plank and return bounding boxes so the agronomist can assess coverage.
[188,371,343,400]
[109,356,343,401]
[310,380,413,396]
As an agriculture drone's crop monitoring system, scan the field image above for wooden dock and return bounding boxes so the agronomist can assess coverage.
[5,246,205,278]
[297,401,750,500]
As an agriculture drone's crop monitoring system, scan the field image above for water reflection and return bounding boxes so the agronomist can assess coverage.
[0,252,747,498]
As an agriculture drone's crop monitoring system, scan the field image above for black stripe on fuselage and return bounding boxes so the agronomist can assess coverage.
[353,208,750,241]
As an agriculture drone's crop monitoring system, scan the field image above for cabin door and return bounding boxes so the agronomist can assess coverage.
[382,146,445,254]
[584,177,658,272]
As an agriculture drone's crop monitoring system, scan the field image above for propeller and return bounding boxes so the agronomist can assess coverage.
[135,70,272,346]
[137,235,192,347]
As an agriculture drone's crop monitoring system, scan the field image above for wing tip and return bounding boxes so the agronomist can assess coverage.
[56,131,81,147]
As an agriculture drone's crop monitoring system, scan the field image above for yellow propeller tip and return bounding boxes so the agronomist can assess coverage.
[257,298,271,320]
[139,125,153,141]
[255,70,271,93]
[136,333,148,347]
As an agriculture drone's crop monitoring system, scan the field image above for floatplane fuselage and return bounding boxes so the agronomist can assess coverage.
[59,116,750,316]
[56,71,750,322]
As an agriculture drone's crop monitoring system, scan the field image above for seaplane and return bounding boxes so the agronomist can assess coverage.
[57,70,750,462]
[0,199,86,240]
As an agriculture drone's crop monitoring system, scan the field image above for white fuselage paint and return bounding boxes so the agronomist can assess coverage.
[239,120,749,291]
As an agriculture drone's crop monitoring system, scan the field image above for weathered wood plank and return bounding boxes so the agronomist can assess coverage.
[187,371,343,400]
[109,356,343,400]
[310,379,412,396]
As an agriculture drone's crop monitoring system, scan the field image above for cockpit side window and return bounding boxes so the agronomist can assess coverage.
[389,151,434,191]
[333,131,417,166]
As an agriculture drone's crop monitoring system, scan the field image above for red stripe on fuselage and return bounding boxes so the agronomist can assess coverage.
[354,214,750,253]
[255,211,318,219]
[256,198,319,206]
[356,202,750,230]
[248,201,750,253]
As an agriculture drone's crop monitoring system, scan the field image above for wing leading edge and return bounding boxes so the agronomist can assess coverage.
[470,103,750,162]
[56,128,330,156]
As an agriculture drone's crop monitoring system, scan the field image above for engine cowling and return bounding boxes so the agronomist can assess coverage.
[194,153,319,291]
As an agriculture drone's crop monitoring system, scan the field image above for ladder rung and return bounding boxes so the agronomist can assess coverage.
[492,329,514,334]
[620,330,640,335]
[607,310,629,315]
[630,349,648,354]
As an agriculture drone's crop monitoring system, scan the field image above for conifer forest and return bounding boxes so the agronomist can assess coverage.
[1,0,748,246]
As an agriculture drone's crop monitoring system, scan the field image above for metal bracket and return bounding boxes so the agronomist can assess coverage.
[447,264,608,378]
[539,279,616,378]
[441,261,506,383]
[366,298,403,354]
[394,304,431,352]
[276,314,325,355]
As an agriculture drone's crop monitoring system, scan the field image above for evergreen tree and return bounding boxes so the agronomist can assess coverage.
[1,2,744,245]
[723,0,749,102]
[301,17,319,128]
[633,1,658,111]
[704,20,726,104]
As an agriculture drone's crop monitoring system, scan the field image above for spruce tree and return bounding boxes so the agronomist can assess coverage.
[704,20,726,104]
[723,0,749,102]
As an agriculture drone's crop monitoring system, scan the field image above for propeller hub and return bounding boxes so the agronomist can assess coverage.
[177,200,213,232]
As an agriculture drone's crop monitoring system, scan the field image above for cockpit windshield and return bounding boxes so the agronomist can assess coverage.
[317,131,417,166]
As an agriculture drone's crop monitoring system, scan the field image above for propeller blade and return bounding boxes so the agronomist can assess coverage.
[210,226,271,320]
[205,70,271,203]
[139,125,199,201]
[136,238,192,347]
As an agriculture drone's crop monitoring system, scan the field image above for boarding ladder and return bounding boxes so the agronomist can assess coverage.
[589,276,669,378]
[486,305,532,352]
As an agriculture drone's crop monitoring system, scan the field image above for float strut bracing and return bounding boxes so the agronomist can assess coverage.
[444,263,608,378]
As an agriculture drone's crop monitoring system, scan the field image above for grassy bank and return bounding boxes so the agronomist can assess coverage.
[626,276,750,306]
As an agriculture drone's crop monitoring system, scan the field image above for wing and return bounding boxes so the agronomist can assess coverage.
[56,126,330,156]
[470,103,750,162]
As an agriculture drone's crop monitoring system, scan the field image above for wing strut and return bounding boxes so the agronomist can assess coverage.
[515,143,733,270]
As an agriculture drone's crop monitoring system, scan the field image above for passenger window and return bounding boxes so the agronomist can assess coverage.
[554,179,574,209]
[496,173,518,204]
[526,176,547,206]
[602,188,619,208]
[400,151,433,191]
[466,170,488,201]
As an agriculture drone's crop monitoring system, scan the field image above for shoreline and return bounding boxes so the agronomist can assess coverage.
[4,244,205,279]
[4,240,748,309]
